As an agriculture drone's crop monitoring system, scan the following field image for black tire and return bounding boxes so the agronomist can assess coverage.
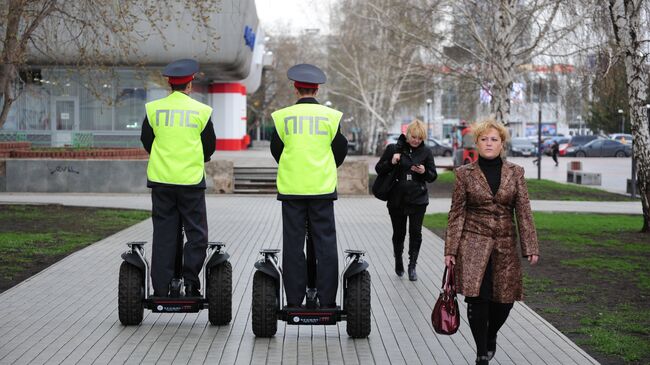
[118,261,144,325]
[207,261,232,325]
[443,150,452,157]
[345,270,371,338]
[576,151,586,158]
[615,150,625,157]
[252,271,278,337]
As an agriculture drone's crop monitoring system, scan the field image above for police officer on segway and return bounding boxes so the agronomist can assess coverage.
[140,59,216,298]
[270,63,348,309]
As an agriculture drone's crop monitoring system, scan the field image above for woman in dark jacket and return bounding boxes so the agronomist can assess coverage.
[375,120,437,281]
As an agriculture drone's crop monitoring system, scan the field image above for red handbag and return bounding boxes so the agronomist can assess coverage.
[431,264,460,335]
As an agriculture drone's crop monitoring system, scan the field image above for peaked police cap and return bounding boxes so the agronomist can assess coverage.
[162,59,199,77]
[287,64,326,85]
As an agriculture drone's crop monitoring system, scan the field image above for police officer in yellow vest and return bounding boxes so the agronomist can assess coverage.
[271,64,348,308]
[140,59,216,297]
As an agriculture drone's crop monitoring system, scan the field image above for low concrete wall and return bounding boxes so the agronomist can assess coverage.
[338,160,368,195]
[0,159,368,194]
[0,159,234,194]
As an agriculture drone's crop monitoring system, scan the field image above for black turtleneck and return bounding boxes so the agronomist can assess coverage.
[478,155,502,195]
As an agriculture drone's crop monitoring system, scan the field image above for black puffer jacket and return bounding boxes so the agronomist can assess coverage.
[375,134,437,209]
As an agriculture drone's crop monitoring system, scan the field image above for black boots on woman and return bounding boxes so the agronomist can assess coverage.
[466,299,514,364]
[392,238,420,281]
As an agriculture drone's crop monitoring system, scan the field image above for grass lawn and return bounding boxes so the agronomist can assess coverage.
[0,204,150,292]
[423,212,650,365]
[426,171,635,201]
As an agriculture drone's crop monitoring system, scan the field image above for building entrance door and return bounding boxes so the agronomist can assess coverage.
[53,98,78,131]
[51,97,79,146]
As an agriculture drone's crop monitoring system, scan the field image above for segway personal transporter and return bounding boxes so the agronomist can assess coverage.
[251,224,371,338]
[118,227,232,326]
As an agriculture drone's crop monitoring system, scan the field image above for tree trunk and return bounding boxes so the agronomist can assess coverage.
[488,1,516,125]
[609,0,650,232]
[0,64,17,130]
[0,1,25,130]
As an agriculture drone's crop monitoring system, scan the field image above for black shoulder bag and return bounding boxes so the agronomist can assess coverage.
[372,166,398,201]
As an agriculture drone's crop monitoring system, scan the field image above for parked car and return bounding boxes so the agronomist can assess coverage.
[543,136,571,156]
[425,138,453,156]
[560,135,599,156]
[565,138,631,157]
[609,133,633,145]
[383,133,400,147]
[383,134,452,156]
[508,137,536,157]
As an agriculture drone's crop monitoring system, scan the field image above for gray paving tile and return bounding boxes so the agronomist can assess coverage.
[0,195,600,364]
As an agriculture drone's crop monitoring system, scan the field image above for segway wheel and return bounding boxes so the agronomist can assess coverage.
[252,271,278,337]
[207,261,233,325]
[118,261,144,325]
[345,270,371,338]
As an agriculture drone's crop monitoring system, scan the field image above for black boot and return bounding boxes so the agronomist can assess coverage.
[407,234,421,282]
[467,299,490,363]
[487,301,513,360]
[393,241,405,277]
[395,255,404,277]
[408,254,418,281]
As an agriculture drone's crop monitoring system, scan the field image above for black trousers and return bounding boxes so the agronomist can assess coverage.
[388,205,426,260]
[151,186,208,295]
[552,152,559,165]
[282,199,338,306]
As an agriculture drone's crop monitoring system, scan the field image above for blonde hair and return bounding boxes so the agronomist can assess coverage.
[472,118,510,158]
[406,119,427,140]
[472,119,509,143]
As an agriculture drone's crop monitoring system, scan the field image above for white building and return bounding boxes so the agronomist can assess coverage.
[2,1,270,150]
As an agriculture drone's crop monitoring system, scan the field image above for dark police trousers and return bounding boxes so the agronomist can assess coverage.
[151,186,208,295]
[282,199,338,306]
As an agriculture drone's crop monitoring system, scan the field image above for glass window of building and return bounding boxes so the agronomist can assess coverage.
[115,70,147,131]
[79,71,113,130]
[441,84,459,119]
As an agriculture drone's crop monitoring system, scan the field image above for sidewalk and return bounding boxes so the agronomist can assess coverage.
[0,194,600,364]
[0,193,642,215]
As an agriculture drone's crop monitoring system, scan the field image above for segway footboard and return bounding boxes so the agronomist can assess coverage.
[281,307,341,325]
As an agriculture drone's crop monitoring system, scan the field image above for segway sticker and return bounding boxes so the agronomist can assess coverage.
[293,316,300,323]
[157,305,164,311]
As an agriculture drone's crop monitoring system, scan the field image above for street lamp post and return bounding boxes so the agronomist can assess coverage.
[426,98,432,137]
[537,78,542,180]
[618,108,625,133]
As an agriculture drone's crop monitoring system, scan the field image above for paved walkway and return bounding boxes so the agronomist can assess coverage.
[0,193,642,215]
[0,194,600,364]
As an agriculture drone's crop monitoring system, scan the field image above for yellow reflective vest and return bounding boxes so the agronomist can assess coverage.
[272,103,342,195]
[145,91,212,185]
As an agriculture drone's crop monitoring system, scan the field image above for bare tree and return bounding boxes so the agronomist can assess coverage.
[410,0,596,125]
[607,0,650,232]
[0,0,221,129]
[328,0,430,154]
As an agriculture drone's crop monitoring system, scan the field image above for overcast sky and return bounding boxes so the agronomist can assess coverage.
[254,0,335,35]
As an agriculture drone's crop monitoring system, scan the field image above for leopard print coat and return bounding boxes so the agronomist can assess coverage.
[444,160,539,303]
